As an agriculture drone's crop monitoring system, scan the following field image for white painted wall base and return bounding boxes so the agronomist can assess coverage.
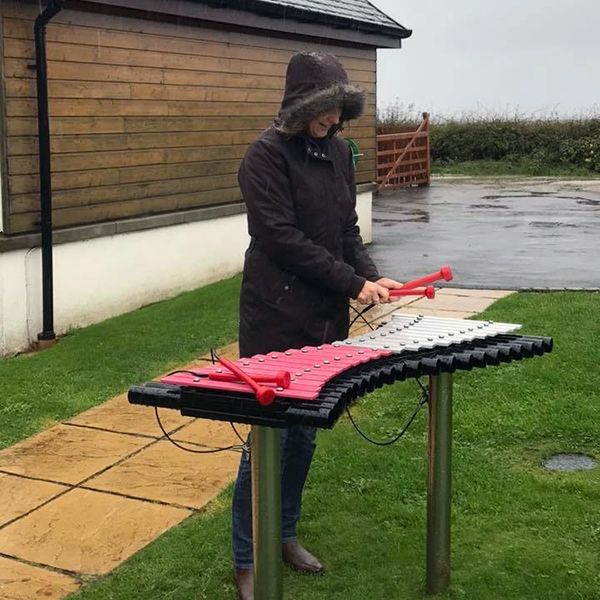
[0,191,372,356]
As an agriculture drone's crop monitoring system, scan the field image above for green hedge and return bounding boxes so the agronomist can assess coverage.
[430,119,600,171]
[376,106,600,172]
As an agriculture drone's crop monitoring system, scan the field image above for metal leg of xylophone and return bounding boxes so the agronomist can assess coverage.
[426,373,453,595]
[251,374,454,598]
[251,425,283,599]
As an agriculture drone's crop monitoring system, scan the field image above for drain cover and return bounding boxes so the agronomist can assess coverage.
[544,453,597,472]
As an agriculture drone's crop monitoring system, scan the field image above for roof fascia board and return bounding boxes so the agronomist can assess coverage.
[77,0,403,48]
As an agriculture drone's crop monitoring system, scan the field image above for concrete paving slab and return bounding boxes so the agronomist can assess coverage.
[84,440,240,510]
[0,488,190,575]
[394,307,478,320]
[349,300,413,336]
[0,473,68,527]
[173,419,249,447]
[435,288,515,299]
[409,292,497,313]
[0,556,80,599]
[0,425,149,485]
[66,393,191,438]
[197,341,240,362]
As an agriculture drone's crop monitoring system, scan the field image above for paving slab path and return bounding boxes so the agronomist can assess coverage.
[0,288,513,599]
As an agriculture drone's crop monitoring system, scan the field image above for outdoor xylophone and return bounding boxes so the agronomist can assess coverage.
[130,315,551,429]
[127,266,553,598]
[129,264,551,430]
[130,266,453,414]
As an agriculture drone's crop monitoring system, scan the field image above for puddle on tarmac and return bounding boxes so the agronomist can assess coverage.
[529,221,579,228]
[470,204,510,209]
[482,193,597,203]
[373,209,430,224]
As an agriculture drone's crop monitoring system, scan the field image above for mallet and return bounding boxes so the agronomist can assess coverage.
[401,265,453,290]
[209,370,291,389]
[389,286,435,299]
[217,356,276,406]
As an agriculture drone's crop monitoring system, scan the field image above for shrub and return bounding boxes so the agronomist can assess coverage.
[376,105,600,172]
[559,136,600,172]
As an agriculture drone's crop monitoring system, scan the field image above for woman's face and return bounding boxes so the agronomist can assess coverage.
[307,107,342,138]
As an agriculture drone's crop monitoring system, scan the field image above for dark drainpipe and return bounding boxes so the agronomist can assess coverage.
[35,0,64,344]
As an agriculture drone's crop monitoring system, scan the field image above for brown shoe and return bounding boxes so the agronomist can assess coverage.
[282,541,324,574]
[234,567,254,600]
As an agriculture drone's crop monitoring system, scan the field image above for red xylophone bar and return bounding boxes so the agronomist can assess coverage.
[389,286,435,299]
[161,345,392,401]
[218,355,275,406]
[209,370,292,389]
[401,265,453,290]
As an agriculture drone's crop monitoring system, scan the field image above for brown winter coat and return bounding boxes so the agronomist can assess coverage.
[238,53,379,357]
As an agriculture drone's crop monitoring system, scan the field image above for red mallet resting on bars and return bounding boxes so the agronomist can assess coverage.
[389,286,435,299]
[218,356,276,406]
[209,370,291,389]
[401,265,453,290]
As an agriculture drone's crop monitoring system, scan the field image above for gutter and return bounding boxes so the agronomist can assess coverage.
[34,0,64,345]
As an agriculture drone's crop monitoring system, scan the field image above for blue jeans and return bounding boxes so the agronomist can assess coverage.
[231,425,317,569]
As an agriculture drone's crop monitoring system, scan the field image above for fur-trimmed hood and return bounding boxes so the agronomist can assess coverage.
[275,52,365,135]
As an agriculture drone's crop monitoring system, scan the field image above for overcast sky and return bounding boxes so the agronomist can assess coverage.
[369,0,600,119]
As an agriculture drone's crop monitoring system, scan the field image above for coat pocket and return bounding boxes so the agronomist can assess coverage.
[243,248,296,308]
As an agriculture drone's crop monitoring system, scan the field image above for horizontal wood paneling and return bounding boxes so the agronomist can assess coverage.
[8,139,376,175]
[8,126,375,156]
[0,2,9,231]
[4,34,376,74]
[3,58,376,88]
[2,8,375,60]
[2,1,377,233]
[8,158,244,195]
[4,38,377,82]
[10,187,243,232]
[8,149,375,195]
[10,173,241,213]
[5,78,376,101]
[6,115,375,137]
[8,143,250,175]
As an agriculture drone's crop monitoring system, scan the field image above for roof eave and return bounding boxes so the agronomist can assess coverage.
[75,0,410,47]
[221,0,412,40]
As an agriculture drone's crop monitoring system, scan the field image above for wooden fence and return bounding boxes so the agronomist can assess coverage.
[376,112,430,191]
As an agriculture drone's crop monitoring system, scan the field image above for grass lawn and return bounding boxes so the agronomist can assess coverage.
[61,290,600,600]
[0,275,241,449]
[431,160,599,178]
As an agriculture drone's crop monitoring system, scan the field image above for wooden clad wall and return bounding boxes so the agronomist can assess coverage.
[1,1,377,234]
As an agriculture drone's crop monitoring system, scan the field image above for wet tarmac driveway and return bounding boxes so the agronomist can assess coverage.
[369,178,600,290]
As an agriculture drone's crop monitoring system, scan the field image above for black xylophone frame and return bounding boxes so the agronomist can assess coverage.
[129,332,553,598]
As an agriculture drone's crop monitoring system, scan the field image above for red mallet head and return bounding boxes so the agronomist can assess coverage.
[440,265,453,281]
[256,386,276,406]
[274,370,292,388]
[401,265,454,290]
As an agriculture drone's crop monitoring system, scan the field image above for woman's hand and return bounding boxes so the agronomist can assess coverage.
[356,277,404,305]
[374,277,403,290]
[357,280,390,304]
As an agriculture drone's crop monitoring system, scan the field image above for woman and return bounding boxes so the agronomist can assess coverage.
[232,51,399,599]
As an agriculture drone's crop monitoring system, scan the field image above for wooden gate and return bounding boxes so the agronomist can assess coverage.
[376,112,430,191]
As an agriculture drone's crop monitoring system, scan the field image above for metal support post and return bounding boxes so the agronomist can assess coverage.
[251,425,282,600]
[426,373,453,595]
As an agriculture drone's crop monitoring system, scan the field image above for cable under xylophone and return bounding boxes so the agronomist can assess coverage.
[128,313,553,429]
